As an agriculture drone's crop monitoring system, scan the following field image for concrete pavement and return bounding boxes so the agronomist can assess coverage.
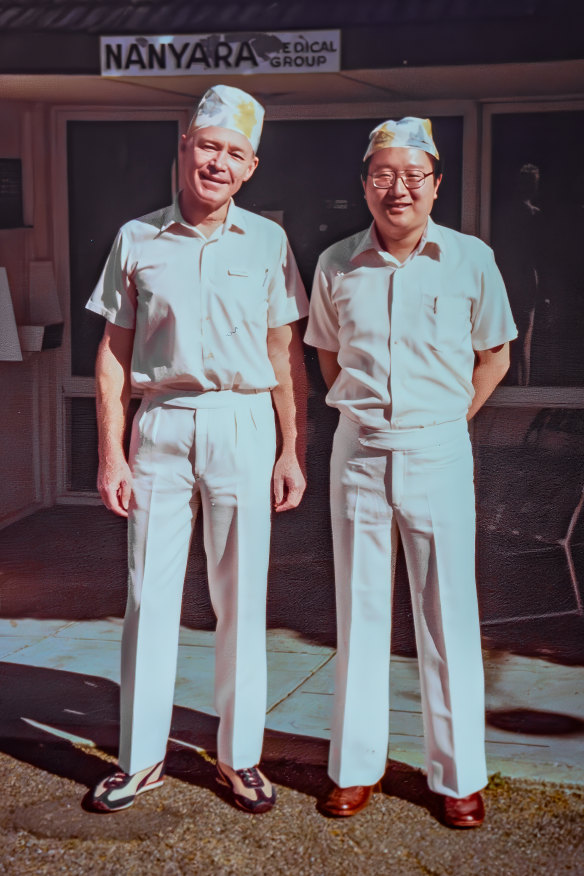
[1,619,583,875]
[0,618,582,785]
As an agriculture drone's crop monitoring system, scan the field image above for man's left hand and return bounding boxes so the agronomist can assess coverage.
[273,452,306,512]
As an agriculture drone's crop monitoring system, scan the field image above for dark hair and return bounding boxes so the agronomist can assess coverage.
[361,154,443,183]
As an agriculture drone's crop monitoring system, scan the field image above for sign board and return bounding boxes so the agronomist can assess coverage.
[100,31,341,76]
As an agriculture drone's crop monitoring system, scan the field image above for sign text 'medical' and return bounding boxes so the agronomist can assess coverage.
[100,31,341,76]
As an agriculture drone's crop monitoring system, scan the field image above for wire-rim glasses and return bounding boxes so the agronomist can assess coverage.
[369,170,434,190]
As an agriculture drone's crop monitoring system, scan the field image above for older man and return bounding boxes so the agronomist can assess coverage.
[85,85,308,814]
[305,118,516,827]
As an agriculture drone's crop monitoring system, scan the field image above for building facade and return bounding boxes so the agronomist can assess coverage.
[0,0,583,653]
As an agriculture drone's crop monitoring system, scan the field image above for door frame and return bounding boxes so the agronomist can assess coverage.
[51,107,189,501]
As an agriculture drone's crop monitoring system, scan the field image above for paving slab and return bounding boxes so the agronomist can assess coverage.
[0,637,49,660]
[266,629,333,656]
[174,642,332,716]
[54,619,123,641]
[1,618,583,786]
[0,619,73,637]
[5,635,121,682]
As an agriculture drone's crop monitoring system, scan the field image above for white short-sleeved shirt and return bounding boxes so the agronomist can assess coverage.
[304,217,517,432]
[87,197,308,399]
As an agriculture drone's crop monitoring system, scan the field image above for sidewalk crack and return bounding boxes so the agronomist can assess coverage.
[267,652,335,713]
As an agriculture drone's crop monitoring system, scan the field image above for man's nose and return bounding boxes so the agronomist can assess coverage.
[387,174,408,193]
[210,148,229,169]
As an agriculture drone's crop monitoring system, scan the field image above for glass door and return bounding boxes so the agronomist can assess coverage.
[59,115,182,494]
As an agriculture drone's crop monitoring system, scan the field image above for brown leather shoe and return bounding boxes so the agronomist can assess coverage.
[442,791,485,828]
[318,782,379,817]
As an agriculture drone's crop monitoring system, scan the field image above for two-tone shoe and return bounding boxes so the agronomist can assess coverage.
[87,761,165,813]
[216,762,276,814]
[441,791,485,828]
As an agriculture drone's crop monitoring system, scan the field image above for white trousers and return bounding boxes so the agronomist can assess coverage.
[329,415,487,798]
[118,392,276,775]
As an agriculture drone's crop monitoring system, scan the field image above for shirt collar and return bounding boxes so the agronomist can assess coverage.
[158,196,185,233]
[421,217,443,251]
[224,201,247,234]
[350,216,443,265]
[349,224,383,262]
[158,194,247,237]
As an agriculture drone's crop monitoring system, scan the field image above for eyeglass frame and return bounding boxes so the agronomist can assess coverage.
[368,169,435,190]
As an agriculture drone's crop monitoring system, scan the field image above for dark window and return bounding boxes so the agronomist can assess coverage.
[67,120,178,377]
[490,111,584,386]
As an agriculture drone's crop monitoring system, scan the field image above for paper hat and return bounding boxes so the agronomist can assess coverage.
[364,117,439,161]
[189,85,264,152]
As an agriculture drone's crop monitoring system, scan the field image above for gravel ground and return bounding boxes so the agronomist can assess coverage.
[0,745,582,876]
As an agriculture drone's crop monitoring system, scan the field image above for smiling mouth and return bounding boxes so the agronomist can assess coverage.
[199,172,229,185]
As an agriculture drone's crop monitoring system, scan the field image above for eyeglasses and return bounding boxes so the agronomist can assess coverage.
[369,170,434,190]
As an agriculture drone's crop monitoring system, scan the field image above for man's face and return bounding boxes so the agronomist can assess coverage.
[363,146,441,245]
[180,125,258,212]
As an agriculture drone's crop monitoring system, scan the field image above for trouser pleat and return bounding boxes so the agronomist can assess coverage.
[120,405,197,774]
[329,428,395,788]
[398,436,486,796]
[204,406,273,768]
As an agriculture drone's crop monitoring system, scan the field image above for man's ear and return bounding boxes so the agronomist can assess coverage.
[433,174,442,201]
[243,155,259,183]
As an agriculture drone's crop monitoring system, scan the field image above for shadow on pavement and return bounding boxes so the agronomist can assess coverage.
[486,708,584,736]
[0,658,440,822]
[0,661,334,806]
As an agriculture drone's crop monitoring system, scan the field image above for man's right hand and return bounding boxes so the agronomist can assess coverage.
[97,458,133,517]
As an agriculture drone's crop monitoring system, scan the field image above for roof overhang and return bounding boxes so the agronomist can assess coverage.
[1,60,583,108]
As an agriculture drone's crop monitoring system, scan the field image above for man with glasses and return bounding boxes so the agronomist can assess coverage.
[85,85,308,814]
[305,117,516,827]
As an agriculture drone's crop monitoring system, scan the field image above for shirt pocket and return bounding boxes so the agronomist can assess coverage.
[226,266,269,283]
[225,266,269,325]
[421,293,470,351]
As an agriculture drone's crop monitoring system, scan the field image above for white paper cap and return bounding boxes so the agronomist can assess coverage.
[364,117,439,162]
[189,84,264,152]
